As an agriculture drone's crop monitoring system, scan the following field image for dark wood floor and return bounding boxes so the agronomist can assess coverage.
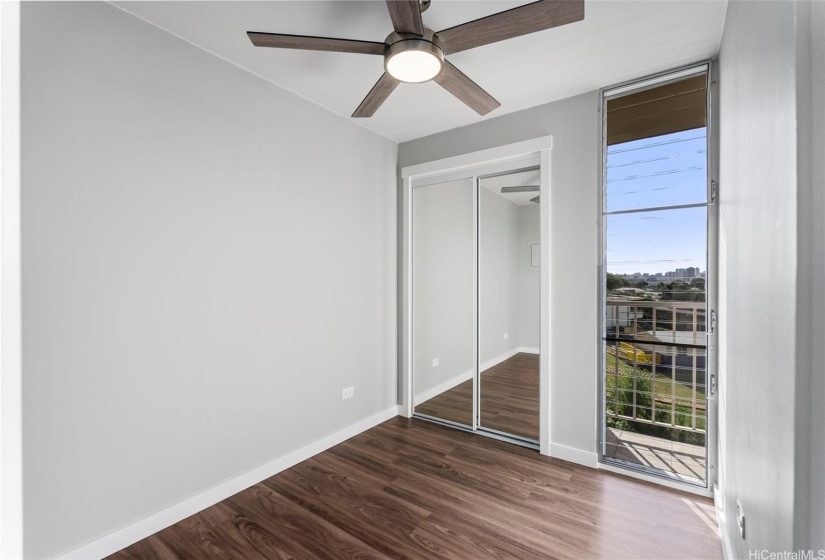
[109,416,722,560]
[416,352,539,441]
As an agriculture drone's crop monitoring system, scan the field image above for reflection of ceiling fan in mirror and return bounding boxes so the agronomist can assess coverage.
[247,0,585,118]
[501,185,540,203]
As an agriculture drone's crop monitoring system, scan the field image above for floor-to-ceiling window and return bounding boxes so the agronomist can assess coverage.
[600,66,714,487]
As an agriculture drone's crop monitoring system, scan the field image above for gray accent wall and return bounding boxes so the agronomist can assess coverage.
[20,3,397,558]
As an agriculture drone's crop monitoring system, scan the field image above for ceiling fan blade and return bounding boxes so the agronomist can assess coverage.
[385,0,425,36]
[247,32,386,55]
[436,0,584,55]
[352,73,400,118]
[433,61,500,116]
[501,186,539,193]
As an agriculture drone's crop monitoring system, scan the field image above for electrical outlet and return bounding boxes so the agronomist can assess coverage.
[432,358,439,367]
[341,386,354,401]
[503,332,509,340]
[736,499,745,539]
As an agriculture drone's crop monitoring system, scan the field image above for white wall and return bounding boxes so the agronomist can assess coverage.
[20,3,397,558]
[479,187,520,366]
[718,0,822,555]
[412,179,474,401]
[0,3,24,559]
[518,204,540,351]
[399,92,599,463]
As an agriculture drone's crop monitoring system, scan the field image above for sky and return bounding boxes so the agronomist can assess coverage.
[605,129,708,275]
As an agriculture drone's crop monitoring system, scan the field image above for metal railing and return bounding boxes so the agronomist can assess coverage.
[605,300,706,434]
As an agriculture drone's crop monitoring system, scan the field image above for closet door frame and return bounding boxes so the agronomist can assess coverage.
[401,136,553,455]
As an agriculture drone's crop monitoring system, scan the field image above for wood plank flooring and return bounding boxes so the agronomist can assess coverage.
[109,416,722,560]
[416,352,539,441]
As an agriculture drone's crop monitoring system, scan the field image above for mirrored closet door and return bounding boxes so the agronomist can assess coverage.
[412,177,475,428]
[411,163,541,448]
[478,169,541,443]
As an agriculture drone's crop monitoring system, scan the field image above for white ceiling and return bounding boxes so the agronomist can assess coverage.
[113,0,728,143]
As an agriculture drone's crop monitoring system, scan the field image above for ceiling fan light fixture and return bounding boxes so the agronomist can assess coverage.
[384,38,444,83]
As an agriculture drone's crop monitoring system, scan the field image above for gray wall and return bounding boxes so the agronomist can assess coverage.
[800,0,825,550]
[399,91,599,460]
[518,204,541,351]
[479,187,520,366]
[718,0,822,555]
[412,179,474,400]
[20,3,397,558]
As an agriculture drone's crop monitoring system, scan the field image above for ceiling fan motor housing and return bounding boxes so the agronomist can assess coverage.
[383,29,445,83]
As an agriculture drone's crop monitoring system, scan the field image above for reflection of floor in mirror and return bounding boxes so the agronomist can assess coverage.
[415,352,539,441]
[415,376,474,427]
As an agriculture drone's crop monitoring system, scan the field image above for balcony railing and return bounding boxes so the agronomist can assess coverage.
[605,300,707,438]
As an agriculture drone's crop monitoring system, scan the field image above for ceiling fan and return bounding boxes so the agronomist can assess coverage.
[501,185,540,203]
[247,0,584,118]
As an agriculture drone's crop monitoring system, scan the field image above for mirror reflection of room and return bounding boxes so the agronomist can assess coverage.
[478,169,540,442]
[413,169,540,443]
[412,178,475,427]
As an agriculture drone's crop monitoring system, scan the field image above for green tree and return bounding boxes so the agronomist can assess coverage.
[690,277,706,290]
[606,273,626,291]
[660,281,705,302]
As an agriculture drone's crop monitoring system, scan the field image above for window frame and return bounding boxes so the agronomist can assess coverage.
[596,61,719,495]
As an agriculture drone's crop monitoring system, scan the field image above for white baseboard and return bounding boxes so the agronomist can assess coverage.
[480,347,521,372]
[548,442,599,468]
[56,405,401,560]
[415,347,539,406]
[414,370,473,406]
